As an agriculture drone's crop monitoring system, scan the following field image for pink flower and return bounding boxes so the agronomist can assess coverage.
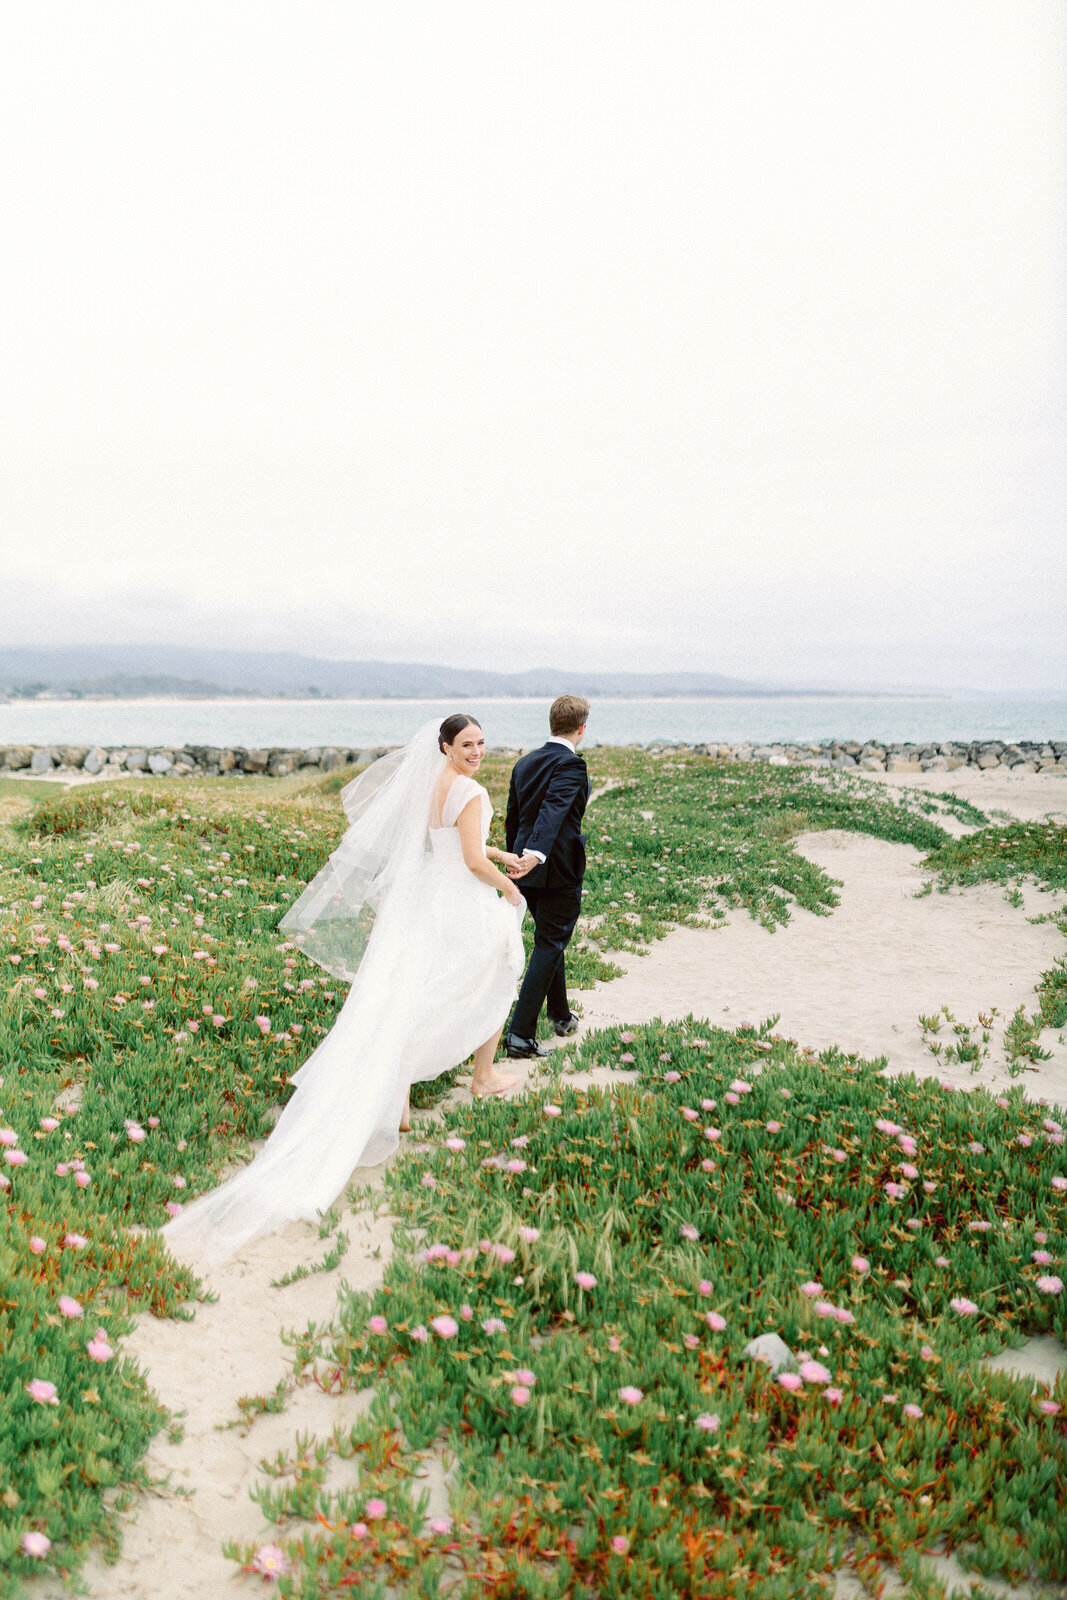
[799,1360,831,1384]
[902,1403,923,1419]
[575,1271,597,1291]
[367,1315,388,1336]
[87,1331,114,1361]
[875,1118,901,1135]
[619,1052,635,1064]
[1052,1176,1067,1193]
[778,1372,803,1391]
[611,1535,631,1555]
[506,1158,528,1174]
[75,1170,91,1188]
[704,1126,721,1142]
[251,1544,289,1579]
[935,1255,950,1268]
[968,1220,992,1232]
[683,1333,700,1349]
[618,1385,644,1405]
[832,1308,855,1325]
[430,1517,452,1534]
[430,1315,459,1338]
[705,1311,726,1332]
[1018,1134,1033,1147]
[513,1367,536,1385]
[725,1092,740,1105]
[126,1125,146,1143]
[39,1117,59,1132]
[883,1182,907,1200]
[1032,1250,1053,1265]
[493,1244,516,1263]
[63,1232,88,1249]
[664,1071,681,1083]
[695,1411,720,1432]
[543,1104,562,1117]
[680,1223,700,1241]
[519,1226,540,1243]
[701,1158,716,1171]
[365,1497,387,1519]
[5,1149,28,1167]
[510,1385,530,1405]
[481,1317,506,1335]
[824,1387,843,1405]
[29,1235,46,1255]
[164,1202,183,1217]
[800,1282,823,1298]
[681,1108,699,1122]
[921,1344,935,1360]
[950,1297,979,1315]
[898,1163,919,1180]
[22,1531,51,1558]
[765,1120,782,1133]
[27,1379,58,1405]
[608,1334,621,1352]
[1036,1275,1063,1295]
[444,1136,466,1151]
[0,1128,18,1146]
[410,1325,429,1343]
[58,1296,83,1319]
[460,1304,473,1321]
[897,1134,917,1156]
[851,1256,870,1274]
[698,1280,712,1295]
[1037,1399,1060,1415]
[351,1521,368,1538]
[619,1031,635,1043]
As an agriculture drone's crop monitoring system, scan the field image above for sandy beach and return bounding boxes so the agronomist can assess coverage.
[31,764,1067,1600]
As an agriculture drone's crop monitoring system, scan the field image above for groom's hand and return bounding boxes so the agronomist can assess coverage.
[507,852,541,879]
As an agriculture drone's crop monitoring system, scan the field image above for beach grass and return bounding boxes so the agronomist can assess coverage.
[236,1022,1067,1598]
[0,754,1064,1593]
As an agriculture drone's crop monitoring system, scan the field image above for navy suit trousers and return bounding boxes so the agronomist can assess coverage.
[508,884,582,1040]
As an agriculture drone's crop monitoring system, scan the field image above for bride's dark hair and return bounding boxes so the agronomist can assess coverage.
[438,714,482,752]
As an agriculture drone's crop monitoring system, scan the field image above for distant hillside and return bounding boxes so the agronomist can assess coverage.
[0,645,805,699]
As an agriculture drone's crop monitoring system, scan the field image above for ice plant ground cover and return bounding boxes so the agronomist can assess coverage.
[242,1026,1067,1598]
[0,751,1063,1592]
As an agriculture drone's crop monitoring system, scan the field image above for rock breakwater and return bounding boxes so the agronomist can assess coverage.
[3,738,1067,779]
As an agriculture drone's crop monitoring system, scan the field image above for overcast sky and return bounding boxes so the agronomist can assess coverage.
[1,2,1063,692]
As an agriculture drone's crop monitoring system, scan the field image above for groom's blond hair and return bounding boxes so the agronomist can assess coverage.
[549,695,590,737]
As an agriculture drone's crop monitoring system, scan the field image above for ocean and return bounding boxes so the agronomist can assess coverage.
[1,697,1065,751]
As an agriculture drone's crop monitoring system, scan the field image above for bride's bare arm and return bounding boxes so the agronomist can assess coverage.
[456,800,523,905]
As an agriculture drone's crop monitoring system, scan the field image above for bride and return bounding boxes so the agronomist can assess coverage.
[161,715,526,1262]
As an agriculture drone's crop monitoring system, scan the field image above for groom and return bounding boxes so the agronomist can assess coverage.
[503,694,591,1059]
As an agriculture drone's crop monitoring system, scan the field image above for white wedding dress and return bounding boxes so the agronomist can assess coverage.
[162,762,523,1263]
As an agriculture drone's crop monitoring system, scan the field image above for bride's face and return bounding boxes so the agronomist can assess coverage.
[445,725,486,774]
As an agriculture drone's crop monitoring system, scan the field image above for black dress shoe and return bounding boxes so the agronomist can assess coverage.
[504,1034,548,1059]
[552,1015,580,1036]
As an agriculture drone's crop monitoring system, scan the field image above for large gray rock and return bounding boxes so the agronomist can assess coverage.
[320,748,347,772]
[977,751,1001,769]
[859,755,885,771]
[832,753,857,769]
[267,752,296,776]
[30,748,57,772]
[125,749,148,771]
[242,749,269,773]
[60,746,90,768]
[2,745,33,770]
[887,756,922,773]
[921,755,949,772]
[82,746,108,775]
[218,749,236,773]
[743,1333,796,1373]
[147,751,174,775]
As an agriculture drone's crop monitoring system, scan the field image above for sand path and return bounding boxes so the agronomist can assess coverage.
[32,767,1067,1600]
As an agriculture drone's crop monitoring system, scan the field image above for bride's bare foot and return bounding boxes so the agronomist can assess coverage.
[471,1069,520,1099]
[399,1095,412,1133]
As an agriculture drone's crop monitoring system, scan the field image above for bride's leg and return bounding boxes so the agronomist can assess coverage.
[400,1091,411,1133]
[471,1025,520,1097]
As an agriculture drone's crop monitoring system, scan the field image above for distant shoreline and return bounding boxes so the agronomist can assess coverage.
[0,691,956,707]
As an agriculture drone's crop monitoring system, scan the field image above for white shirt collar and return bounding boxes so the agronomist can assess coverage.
[548,735,576,753]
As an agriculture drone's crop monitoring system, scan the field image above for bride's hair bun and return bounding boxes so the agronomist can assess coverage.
[438,714,481,752]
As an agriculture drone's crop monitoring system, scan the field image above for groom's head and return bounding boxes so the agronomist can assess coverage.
[549,695,590,745]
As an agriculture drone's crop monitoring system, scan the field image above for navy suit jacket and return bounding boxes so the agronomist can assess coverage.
[505,742,590,891]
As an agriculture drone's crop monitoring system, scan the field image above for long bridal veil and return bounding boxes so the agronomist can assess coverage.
[161,721,450,1263]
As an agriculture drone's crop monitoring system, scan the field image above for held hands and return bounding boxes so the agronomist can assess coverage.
[506,852,541,880]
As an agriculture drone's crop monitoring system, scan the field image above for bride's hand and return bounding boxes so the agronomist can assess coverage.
[503,882,524,909]
[496,851,524,870]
